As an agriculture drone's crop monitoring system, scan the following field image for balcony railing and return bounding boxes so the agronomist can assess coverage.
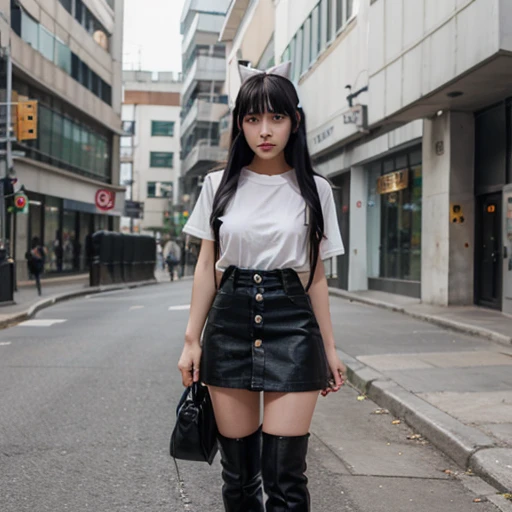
[182,139,227,176]
[181,96,229,135]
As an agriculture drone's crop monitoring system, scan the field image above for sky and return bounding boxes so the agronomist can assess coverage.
[122,0,186,73]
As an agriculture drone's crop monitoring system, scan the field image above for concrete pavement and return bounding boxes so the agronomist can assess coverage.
[328,289,512,495]
[1,274,511,499]
[0,269,172,330]
[1,280,510,512]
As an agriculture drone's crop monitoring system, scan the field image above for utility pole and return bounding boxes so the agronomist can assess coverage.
[0,44,13,256]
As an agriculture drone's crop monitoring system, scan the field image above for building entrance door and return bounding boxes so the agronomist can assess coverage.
[476,193,502,309]
[502,185,512,315]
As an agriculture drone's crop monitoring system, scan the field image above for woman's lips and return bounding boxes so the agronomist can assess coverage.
[258,143,275,151]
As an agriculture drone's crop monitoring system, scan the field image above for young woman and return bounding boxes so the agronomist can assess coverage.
[178,62,346,512]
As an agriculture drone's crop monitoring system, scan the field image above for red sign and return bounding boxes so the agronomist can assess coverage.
[95,189,115,211]
[356,200,362,208]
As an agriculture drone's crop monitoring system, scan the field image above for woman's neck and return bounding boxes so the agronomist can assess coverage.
[248,154,292,176]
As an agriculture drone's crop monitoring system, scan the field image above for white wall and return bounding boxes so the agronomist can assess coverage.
[368,0,505,125]
[130,104,181,231]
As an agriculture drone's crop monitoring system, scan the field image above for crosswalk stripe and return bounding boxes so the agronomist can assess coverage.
[18,319,67,327]
[168,305,190,311]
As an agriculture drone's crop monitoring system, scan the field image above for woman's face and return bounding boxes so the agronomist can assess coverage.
[241,111,293,160]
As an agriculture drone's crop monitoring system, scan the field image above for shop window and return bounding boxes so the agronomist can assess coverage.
[44,197,62,273]
[336,0,343,32]
[312,6,320,61]
[151,121,175,137]
[62,210,78,271]
[367,150,422,283]
[150,152,174,168]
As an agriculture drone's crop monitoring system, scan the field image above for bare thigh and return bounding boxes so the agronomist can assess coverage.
[208,386,261,438]
[263,391,320,436]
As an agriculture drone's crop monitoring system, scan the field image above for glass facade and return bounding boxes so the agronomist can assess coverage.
[26,193,110,274]
[367,148,422,282]
[11,9,112,105]
[13,78,112,183]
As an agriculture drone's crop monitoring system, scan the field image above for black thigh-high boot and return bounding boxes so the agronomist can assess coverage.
[261,432,311,511]
[217,426,264,512]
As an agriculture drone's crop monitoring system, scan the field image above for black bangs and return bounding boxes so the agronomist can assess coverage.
[236,74,299,125]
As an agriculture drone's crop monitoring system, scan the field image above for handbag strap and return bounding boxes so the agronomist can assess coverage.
[173,457,192,506]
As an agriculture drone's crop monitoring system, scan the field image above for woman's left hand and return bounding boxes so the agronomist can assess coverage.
[321,349,347,397]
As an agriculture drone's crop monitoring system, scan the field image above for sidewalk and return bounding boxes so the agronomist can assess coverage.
[328,287,512,494]
[0,269,170,329]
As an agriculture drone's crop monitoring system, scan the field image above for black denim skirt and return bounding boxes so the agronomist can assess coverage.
[200,266,330,392]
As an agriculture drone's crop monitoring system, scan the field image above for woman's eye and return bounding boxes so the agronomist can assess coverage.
[245,116,258,123]
[273,114,285,121]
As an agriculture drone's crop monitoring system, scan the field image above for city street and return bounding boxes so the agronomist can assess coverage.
[0,280,508,512]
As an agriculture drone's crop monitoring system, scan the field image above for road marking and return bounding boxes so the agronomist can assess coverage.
[0,342,12,346]
[129,305,145,310]
[18,319,67,327]
[168,305,190,311]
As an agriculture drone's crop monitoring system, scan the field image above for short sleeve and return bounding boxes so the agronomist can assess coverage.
[182,175,215,241]
[316,177,345,260]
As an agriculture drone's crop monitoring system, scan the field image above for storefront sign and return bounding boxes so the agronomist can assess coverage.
[95,189,116,211]
[313,126,334,145]
[377,169,409,195]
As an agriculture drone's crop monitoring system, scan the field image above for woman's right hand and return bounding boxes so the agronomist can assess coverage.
[177,342,202,387]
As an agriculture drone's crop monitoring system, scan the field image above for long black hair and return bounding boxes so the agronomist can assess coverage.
[210,72,326,290]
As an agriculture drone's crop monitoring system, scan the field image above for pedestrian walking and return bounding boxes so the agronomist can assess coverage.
[25,237,47,296]
[178,62,347,511]
[164,239,181,281]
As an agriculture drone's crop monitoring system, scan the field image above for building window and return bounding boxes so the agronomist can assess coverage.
[312,6,320,61]
[150,152,174,168]
[151,121,175,137]
[147,181,173,198]
[302,16,311,72]
[20,11,38,50]
[367,149,422,282]
[336,0,344,31]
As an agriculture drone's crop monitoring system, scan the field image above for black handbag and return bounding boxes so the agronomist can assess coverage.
[170,382,218,465]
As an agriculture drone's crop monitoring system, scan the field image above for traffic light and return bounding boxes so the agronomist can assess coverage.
[13,190,28,214]
[16,100,38,140]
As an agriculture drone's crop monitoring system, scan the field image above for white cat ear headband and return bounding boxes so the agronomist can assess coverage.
[238,61,292,83]
[237,61,301,108]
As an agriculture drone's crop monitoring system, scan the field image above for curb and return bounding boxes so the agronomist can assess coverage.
[337,347,512,493]
[329,288,512,346]
[0,279,160,330]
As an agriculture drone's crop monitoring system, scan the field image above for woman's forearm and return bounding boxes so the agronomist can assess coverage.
[307,259,336,351]
[184,244,217,345]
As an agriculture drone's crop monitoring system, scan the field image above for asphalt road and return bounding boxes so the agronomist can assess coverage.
[0,280,505,511]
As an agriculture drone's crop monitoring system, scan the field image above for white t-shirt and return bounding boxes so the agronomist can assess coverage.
[182,168,345,273]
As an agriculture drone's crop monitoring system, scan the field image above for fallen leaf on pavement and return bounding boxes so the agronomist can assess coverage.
[443,469,455,475]
[473,498,482,503]
[407,434,422,440]
[357,395,367,401]
[392,420,401,425]
[501,493,512,501]
[372,408,389,415]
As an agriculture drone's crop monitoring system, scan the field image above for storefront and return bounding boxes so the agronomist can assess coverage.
[25,192,115,275]
[366,147,422,297]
